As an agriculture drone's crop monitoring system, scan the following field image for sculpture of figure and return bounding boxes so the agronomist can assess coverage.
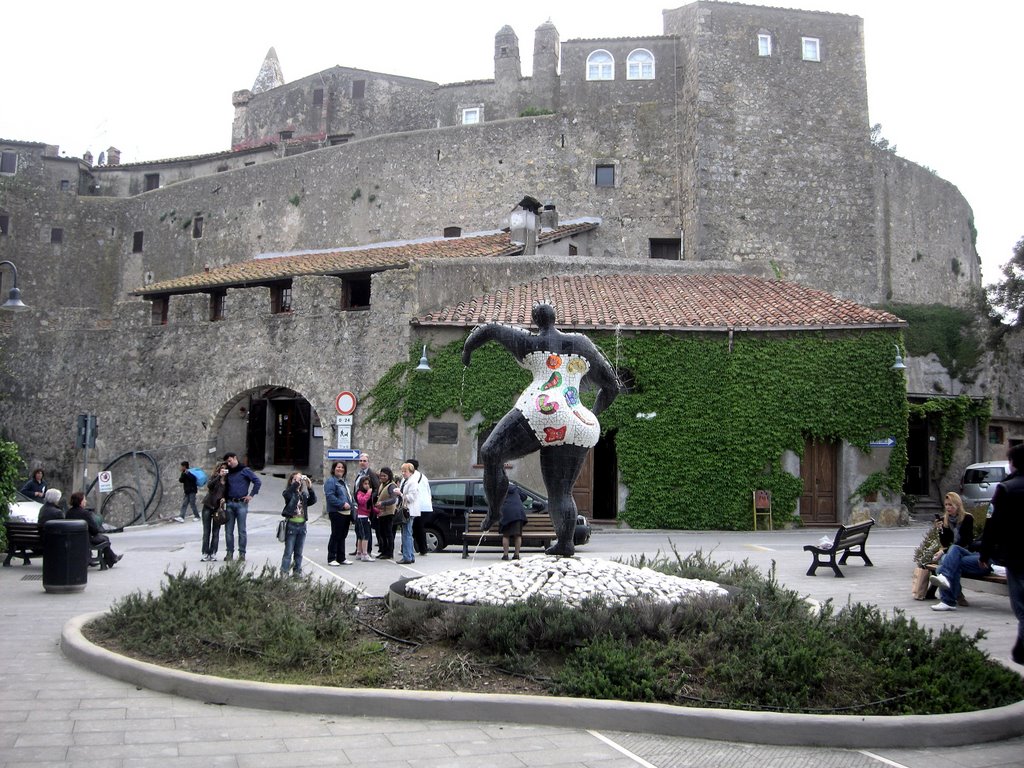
[461,302,619,556]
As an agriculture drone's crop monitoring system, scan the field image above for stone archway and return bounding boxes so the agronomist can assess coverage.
[210,384,325,479]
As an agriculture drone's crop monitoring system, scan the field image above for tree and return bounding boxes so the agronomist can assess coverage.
[869,123,897,154]
[987,236,1024,326]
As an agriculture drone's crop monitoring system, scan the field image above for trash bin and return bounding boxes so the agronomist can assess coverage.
[42,519,89,594]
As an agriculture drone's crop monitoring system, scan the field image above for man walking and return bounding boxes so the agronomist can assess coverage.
[406,458,433,556]
[981,443,1024,665]
[353,453,380,555]
[176,461,200,523]
[222,452,260,562]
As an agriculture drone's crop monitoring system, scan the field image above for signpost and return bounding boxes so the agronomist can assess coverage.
[327,448,361,461]
[868,437,897,448]
[98,471,113,493]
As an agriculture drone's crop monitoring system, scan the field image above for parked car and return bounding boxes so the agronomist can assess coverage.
[4,491,41,523]
[421,478,591,553]
[959,460,1010,507]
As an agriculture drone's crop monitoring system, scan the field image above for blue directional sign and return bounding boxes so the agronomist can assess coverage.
[327,448,361,461]
[868,437,896,447]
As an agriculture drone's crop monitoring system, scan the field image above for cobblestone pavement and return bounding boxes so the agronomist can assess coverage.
[3,492,1022,768]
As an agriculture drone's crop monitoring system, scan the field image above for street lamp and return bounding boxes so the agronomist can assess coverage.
[415,344,431,372]
[0,260,28,311]
[891,344,906,371]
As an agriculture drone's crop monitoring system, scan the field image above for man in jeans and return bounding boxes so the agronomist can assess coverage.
[176,461,200,523]
[222,452,261,562]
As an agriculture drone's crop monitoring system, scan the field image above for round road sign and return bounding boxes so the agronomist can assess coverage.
[335,391,357,415]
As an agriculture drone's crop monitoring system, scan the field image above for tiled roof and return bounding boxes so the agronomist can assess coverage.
[415,274,905,331]
[134,222,598,296]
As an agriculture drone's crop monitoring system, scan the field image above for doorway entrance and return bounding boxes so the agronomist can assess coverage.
[573,430,618,521]
[223,386,319,473]
[799,437,838,526]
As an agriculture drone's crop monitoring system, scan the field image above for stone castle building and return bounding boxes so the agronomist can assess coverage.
[0,1,993,527]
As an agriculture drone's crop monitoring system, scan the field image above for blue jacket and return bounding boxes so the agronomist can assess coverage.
[225,465,261,499]
[324,475,352,514]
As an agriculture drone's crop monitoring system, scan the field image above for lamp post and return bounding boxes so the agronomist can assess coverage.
[0,260,29,311]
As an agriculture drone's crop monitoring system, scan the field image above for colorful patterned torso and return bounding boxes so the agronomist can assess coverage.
[513,351,600,448]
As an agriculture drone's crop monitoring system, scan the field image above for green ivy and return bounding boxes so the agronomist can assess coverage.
[881,303,983,381]
[0,438,26,552]
[364,331,908,530]
[908,395,991,477]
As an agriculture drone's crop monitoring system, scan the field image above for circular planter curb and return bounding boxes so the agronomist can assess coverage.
[62,612,1024,749]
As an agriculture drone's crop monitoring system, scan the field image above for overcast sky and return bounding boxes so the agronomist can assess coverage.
[2,1,1019,285]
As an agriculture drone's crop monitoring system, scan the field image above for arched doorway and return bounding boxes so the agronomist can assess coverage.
[217,386,323,476]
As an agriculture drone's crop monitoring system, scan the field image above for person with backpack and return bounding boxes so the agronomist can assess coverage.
[176,461,201,523]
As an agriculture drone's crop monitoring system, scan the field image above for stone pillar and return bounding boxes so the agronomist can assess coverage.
[494,25,521,85]
[532,20,560,111]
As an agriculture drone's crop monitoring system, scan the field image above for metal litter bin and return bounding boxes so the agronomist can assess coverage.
[42,519,89,594]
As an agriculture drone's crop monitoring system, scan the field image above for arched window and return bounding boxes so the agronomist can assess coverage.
[626,49,655,80]
[586,50,614,81]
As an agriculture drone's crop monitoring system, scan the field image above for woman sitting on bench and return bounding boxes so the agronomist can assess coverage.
[66,491,122,569]
[930,492,990,612]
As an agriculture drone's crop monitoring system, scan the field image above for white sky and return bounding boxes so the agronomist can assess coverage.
[2,1,1020,286]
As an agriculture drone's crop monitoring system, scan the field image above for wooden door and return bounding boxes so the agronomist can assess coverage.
[572,449,594,518]
[799,437,837,525]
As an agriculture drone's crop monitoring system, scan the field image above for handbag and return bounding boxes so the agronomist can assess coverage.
[911,566,930,600]
[213,500,227,526]
[276,519,287,542]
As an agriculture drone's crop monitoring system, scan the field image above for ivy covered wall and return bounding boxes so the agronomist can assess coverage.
[366,329,908,530]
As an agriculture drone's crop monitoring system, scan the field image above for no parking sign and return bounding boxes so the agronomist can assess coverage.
[98,471,113,493]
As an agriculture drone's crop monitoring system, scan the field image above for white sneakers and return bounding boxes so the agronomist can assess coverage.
[328,560,341,567]
[931,602,957,611]
[929,573,951,592]
[173,516,185,523]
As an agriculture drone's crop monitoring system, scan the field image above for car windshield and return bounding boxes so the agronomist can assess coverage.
[964,467,1007,484]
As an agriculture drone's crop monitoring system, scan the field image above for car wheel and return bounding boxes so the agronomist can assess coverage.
[425,527,445,553]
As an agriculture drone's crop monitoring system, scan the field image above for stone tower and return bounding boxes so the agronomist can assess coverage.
[531,19,559,111]
[494,25,521,85]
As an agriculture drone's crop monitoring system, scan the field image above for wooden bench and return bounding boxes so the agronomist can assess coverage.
[923,561,1008,597]
[803,519,875,577]
[462,512,558,558]
[3,520,110,569]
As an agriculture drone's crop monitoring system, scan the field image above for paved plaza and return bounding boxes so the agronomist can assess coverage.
[3,486,1023,768]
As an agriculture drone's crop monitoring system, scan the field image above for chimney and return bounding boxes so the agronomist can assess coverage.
[106,147,121,166]
[82,150,94,166]
[539,201,558,231]
[509,196,542,255]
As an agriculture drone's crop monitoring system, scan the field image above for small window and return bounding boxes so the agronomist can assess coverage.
[0,151,16,174]
[758,34,772,57]
[802,37,820,62]
[568,243,578,256]
[586,50,614,81]
[144,173,160,191]
[989,426,1005,445]
[650,238,682,260]
[50,228,63,244]
[595,164,615,187]
[244,161,256,167]
[210,292,226,322]
[151,297,169,326]
[328,133,353,146]
[342,274,371,310]
[352,79,365,99]
[626,49,655,80]
[132,231,144,253]
[192,216,204,239]
[271,284,293,314]
[0,214,8,235]
[279,130,293,141]
[461,107,481,125]
[60,179,70,191]
[313,88,324,107]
